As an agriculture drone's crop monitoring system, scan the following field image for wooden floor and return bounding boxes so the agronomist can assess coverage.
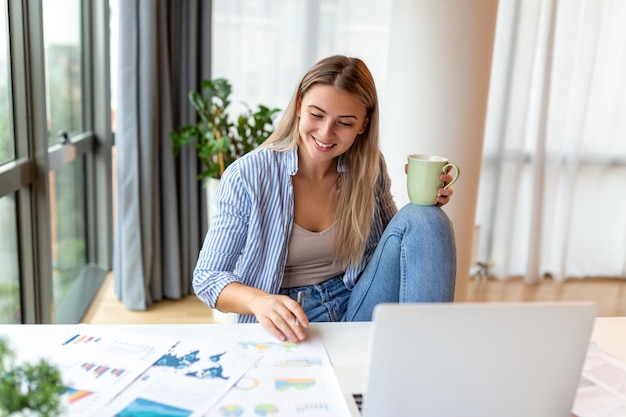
[81,273,626,324]
[81,273,216,324]
[466,276,626,317]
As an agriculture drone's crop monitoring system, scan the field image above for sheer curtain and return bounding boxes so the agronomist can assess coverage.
[211,0,392,122]
[476,0,626,283]
[114,0,212,310]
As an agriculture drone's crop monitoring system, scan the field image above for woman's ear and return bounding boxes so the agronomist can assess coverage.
[296,95,302,118]
[358,117,369,134]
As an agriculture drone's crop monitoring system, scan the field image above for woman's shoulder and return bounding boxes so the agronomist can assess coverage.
[241,146,279,162]
[224,146,297,178]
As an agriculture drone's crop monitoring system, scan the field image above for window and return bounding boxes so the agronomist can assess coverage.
[0,1,20,324]
[0,0,112,324]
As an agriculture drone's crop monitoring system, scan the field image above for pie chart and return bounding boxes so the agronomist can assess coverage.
[217,404,244,417]
[254,403,279,416]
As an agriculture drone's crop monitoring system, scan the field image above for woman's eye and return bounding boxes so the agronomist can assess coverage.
[339,121,353,127]
[311,113,323,119]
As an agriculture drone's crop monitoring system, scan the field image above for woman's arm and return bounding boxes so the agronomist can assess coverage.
[193,149,306,339]
[193,169,252,309]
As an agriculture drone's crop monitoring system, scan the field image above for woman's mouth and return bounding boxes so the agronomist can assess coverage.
[313,137,334,149]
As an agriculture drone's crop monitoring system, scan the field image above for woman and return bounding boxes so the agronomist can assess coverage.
[193,55,456,342]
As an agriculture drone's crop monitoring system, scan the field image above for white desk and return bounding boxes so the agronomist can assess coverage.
[588,317,626,362]
[1,317,625,416]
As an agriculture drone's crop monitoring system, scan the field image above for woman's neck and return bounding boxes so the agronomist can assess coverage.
[296,148,338,180]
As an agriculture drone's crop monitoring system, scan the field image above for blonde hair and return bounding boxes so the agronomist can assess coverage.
[263,55,381,268]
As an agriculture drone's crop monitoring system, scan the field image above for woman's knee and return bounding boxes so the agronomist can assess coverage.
[394,204,454,239]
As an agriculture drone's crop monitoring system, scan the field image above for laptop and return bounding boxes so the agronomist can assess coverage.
[358,302,597,417]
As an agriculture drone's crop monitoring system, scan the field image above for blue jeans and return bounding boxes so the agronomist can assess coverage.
[280,204,456,322]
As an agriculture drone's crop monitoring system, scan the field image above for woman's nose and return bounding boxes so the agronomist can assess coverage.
[319,120,334,139]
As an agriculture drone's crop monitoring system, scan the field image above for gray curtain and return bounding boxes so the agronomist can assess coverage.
[114,0,212,310]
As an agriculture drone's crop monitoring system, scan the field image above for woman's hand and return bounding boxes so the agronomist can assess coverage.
[248,293,309,342]
[216,283,309,342]
[436,171,454,207]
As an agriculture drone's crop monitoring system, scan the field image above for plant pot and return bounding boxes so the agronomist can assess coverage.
[205,177,221,226]
[204,177,235,324]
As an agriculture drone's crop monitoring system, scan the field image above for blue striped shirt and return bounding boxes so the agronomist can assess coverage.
[192,146,397,322]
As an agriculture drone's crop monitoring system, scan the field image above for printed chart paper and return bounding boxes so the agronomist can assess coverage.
[96,339,260,417]
[48,325,179,416]
[8,324,352,416]
[573,342,626,417]
[206,329,352,417]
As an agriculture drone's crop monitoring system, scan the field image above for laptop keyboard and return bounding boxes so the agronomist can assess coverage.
[352,393,364,413]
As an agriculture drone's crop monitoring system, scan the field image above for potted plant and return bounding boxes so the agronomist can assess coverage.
[0,338,65,417]
[171,77,281,181]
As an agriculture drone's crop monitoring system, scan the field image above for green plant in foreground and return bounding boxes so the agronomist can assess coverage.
[171,77,281,180]
[0,338,64,417]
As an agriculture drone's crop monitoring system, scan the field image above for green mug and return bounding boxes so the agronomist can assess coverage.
[407,154,460,206]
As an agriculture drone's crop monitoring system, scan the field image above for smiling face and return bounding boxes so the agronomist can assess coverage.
[296,85,368,165]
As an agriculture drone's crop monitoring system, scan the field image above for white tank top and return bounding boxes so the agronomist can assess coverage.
[281,222,345,288]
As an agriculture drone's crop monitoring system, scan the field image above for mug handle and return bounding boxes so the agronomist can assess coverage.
[442,163,460,189]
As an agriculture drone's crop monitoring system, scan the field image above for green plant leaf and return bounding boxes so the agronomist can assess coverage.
[188,91,206,113]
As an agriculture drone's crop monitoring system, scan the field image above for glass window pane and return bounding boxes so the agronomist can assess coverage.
[50,157,87,313]
[0,194,22,324]
[0,0,14,164]
[42,0,83,145]
[110,0,118,133]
